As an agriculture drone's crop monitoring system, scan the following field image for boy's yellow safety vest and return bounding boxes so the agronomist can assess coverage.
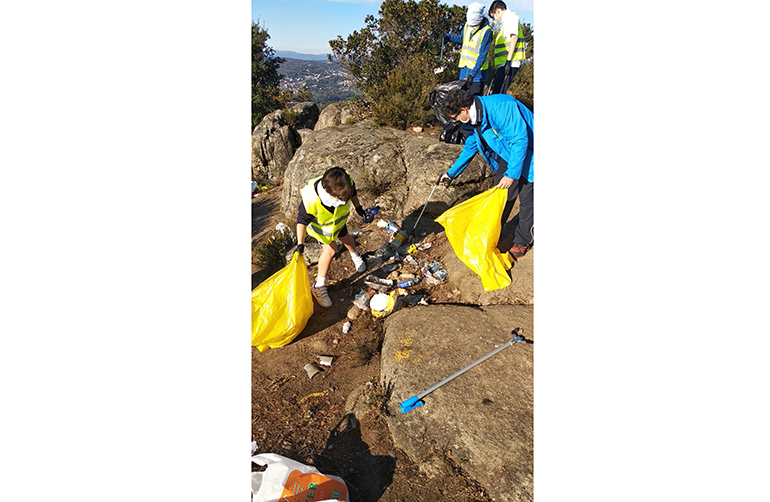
[459,23,491,71]
[300,176,351,245]
[493,19,526,67]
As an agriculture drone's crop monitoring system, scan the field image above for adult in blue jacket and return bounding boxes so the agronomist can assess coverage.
[438,88,534,259]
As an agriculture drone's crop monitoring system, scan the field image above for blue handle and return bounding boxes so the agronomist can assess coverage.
[399,396,424,414]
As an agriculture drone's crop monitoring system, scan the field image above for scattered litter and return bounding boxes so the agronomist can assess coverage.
[364,274,393,292]
[417,242,432,251]
[303,362,322,380]
[332,339,340,345]
[407,244,417,254]
[418,298,429,305]
[370,293,389,312]
[371,291,398,318]
[342,321,351,334]
[318,355,334,367]
[347,306,360,319]
[426,260,448,282]
[397,277,420,288]
[352,291,370,310]
[399,293,427,306]
[274,222,296,245]
[251,441,258,455]
[350,229,362,237]
[380,262,402,274]
[252,453,350,502]
[404,255,417,265]
[363,206,379,223]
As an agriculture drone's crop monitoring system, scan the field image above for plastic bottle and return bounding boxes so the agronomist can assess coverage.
[388,231,407,250]
[353,291,370,310]
[397,277,420,288]
[380,262,402,274]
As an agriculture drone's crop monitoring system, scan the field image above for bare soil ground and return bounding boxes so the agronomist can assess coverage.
[252,184,496,501]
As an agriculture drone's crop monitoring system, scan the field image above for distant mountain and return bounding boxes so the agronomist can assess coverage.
[275,50,329,62]
[278,58,361,107]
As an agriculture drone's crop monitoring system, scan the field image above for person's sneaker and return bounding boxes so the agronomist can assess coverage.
[352,255,367,274]
[311,285,333,308]
[508,243,531,259]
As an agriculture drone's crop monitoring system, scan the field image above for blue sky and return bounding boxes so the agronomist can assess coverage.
[252,0,534,55]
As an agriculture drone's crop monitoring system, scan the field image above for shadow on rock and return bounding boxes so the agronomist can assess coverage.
[401,200,451,238]
[314,414,396,502]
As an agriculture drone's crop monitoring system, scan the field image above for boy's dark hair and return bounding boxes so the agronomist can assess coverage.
[440,87,474,118]
[321,167,353,201]
[488,1,507,16]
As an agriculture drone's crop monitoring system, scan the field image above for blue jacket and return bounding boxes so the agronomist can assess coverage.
[447,94,534,182]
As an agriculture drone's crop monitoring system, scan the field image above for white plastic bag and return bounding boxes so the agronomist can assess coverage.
[251,453,349,502]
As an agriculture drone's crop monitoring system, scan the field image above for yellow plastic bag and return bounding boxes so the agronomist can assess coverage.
[435,187,514,292]
[252,252,313,351]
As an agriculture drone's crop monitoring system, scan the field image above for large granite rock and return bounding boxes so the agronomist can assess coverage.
[381,304,534,502]
[315,101,358,131]
[280,121,493,224]
[252,110,302,181]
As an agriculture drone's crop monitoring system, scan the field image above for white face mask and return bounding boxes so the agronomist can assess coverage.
[318,184,347,208]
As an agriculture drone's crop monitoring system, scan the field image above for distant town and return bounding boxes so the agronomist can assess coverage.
[277,57,361,106]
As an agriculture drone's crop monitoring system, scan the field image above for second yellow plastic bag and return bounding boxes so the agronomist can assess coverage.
[435,187,514,292]
[252,252,313,351]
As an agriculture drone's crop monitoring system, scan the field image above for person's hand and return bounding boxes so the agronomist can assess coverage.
[438,173,453,187]
[355,205,365,218]
[296,243,305,255]
[496,176,514,189]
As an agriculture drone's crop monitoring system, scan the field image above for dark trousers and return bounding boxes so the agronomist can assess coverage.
[490,65,520,95]
[495,170,534,245]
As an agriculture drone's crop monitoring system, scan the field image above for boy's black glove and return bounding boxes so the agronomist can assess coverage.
[296,244,304,255]
[355,206,365,218]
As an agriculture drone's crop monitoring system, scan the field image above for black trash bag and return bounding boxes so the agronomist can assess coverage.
[439,121,466,144]
[428,79,471,127]
[430,79,473,145]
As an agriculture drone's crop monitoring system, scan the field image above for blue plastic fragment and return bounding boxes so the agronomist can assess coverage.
[399,396,424,414]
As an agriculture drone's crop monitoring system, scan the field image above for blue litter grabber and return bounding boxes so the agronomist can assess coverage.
[399,328,532,414]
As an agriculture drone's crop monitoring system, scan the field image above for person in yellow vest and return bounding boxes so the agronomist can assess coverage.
[443,2,493,97]
[488,1,527,95]
[295,167,368,308]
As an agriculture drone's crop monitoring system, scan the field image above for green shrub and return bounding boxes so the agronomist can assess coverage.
[369,57,436,129]
[252,229,293,274]
[508,61,534,112]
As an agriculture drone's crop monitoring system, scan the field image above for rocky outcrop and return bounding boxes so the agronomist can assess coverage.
[380,304,534,502]
[315,101,358,131]
[252,110,302,181]
[280,121,493,223]
[290,101,320,130]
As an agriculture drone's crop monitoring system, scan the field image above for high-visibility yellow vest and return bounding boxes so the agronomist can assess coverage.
[459,23,491,71]
[493,20,525,67]
[300,176,351,245]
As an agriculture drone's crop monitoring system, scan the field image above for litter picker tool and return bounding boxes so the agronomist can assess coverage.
[399,328,532,414]
[410,181,439,235]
